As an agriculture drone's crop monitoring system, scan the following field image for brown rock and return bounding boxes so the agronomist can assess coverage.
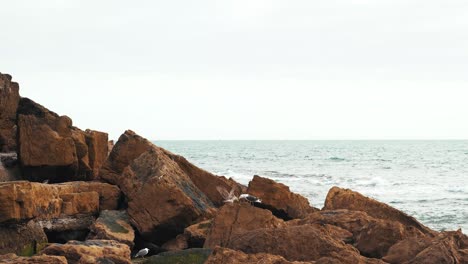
[0,73,20,152]
[0,153,21,182]
[161,234,189,251]
[0,254,67,264]
[296,209,425,258]
[247,175,316,220]
[85,130,108,179]
[323,187,434,235]
[206,247,313,264]
[0,221,48,256]
[100,130,215,244]
[41,240,131,264]
[204,203,284,248]
[184,219,212,247]
[383,230,468,264]
[56,181,121,211]
[0,181,119,223]
[17,98,108,182]
[87,210,135,248]
[166,151,245,206]
[227,224,360,262]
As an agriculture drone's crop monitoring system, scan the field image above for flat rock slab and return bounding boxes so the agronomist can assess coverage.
[42,239,131,264]
[88,210,135,248]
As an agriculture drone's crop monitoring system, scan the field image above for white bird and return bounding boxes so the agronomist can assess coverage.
[134,248,149,258]
[239,194,262,204]
[216,186,238,203]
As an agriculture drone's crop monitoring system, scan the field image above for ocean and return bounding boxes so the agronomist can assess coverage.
[154,140,468,232]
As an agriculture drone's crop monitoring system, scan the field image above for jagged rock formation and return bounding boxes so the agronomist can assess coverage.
[0,73,20,152]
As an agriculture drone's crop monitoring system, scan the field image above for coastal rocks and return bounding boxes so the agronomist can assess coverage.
[184,219,212,247]
[17,98,108,182]
[205,247,313,264]
[0,73,20,152]
[383,230,468,264]
[0,221,48,256]
[227,224,361,262]
[296,209,425,258]
[324,187,434,235]
[247,175,316,220]
[0,254,67,264]
[87,210,135,248]
[204,203,284,248]
[0,181,119,223]
[166,151,245,206]
[41,240,131,264]
[99,130,215,245]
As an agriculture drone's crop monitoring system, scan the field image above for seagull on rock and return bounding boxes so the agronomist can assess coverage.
[239,194,262,204]
[134,248,149,258]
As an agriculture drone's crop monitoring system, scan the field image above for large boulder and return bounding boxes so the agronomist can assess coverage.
[206,247,313,264]
[87,210,135,248]
[17,98,108,182]
[0,221,48,256]
[323,187,434,235]
[165,152,245,206]
[295,209,425,258]
[204,203,285,248]
[0,254,67,264]
[0,181,119,223]
[41,240,131,264]
[227,224,376,262]
[247,175,316,220]
[0,73,20,152]
[383,230,468,264]
[99,130,216,245]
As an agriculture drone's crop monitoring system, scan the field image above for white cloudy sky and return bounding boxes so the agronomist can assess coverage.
[1,0,467,140]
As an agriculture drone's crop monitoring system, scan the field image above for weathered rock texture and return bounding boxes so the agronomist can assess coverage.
[0,73,20,152]
[0,253,67,264]
[88,210,135,248]
[383,229,468,264]
[100,130,216,245]
[294,209,425,258]
[0,153,21,182]
[206,247,313,264]
[247,175,316,220]
[41,240,131,264]
[184,219,212,248]
[204,203,284,248]
[0,221,48,256]
[324,187,434,235]
[0,181,120,223]
[166,152,245,206]
[17,98,108,182]
[227,224,381,263]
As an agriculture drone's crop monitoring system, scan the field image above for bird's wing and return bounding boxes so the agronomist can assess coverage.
[216,186,230,200]
[228,186,236,199]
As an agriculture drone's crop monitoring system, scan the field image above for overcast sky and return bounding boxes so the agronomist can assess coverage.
[1,0,467,140]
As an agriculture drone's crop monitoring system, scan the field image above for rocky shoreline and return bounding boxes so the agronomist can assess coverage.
[0,72,467,264]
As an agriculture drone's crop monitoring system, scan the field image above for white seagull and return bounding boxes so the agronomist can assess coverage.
[239,194,262,204]
[216,186,238,203]
[134,248,149,258]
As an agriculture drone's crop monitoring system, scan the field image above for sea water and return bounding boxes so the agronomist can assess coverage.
[154,140,468,232]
